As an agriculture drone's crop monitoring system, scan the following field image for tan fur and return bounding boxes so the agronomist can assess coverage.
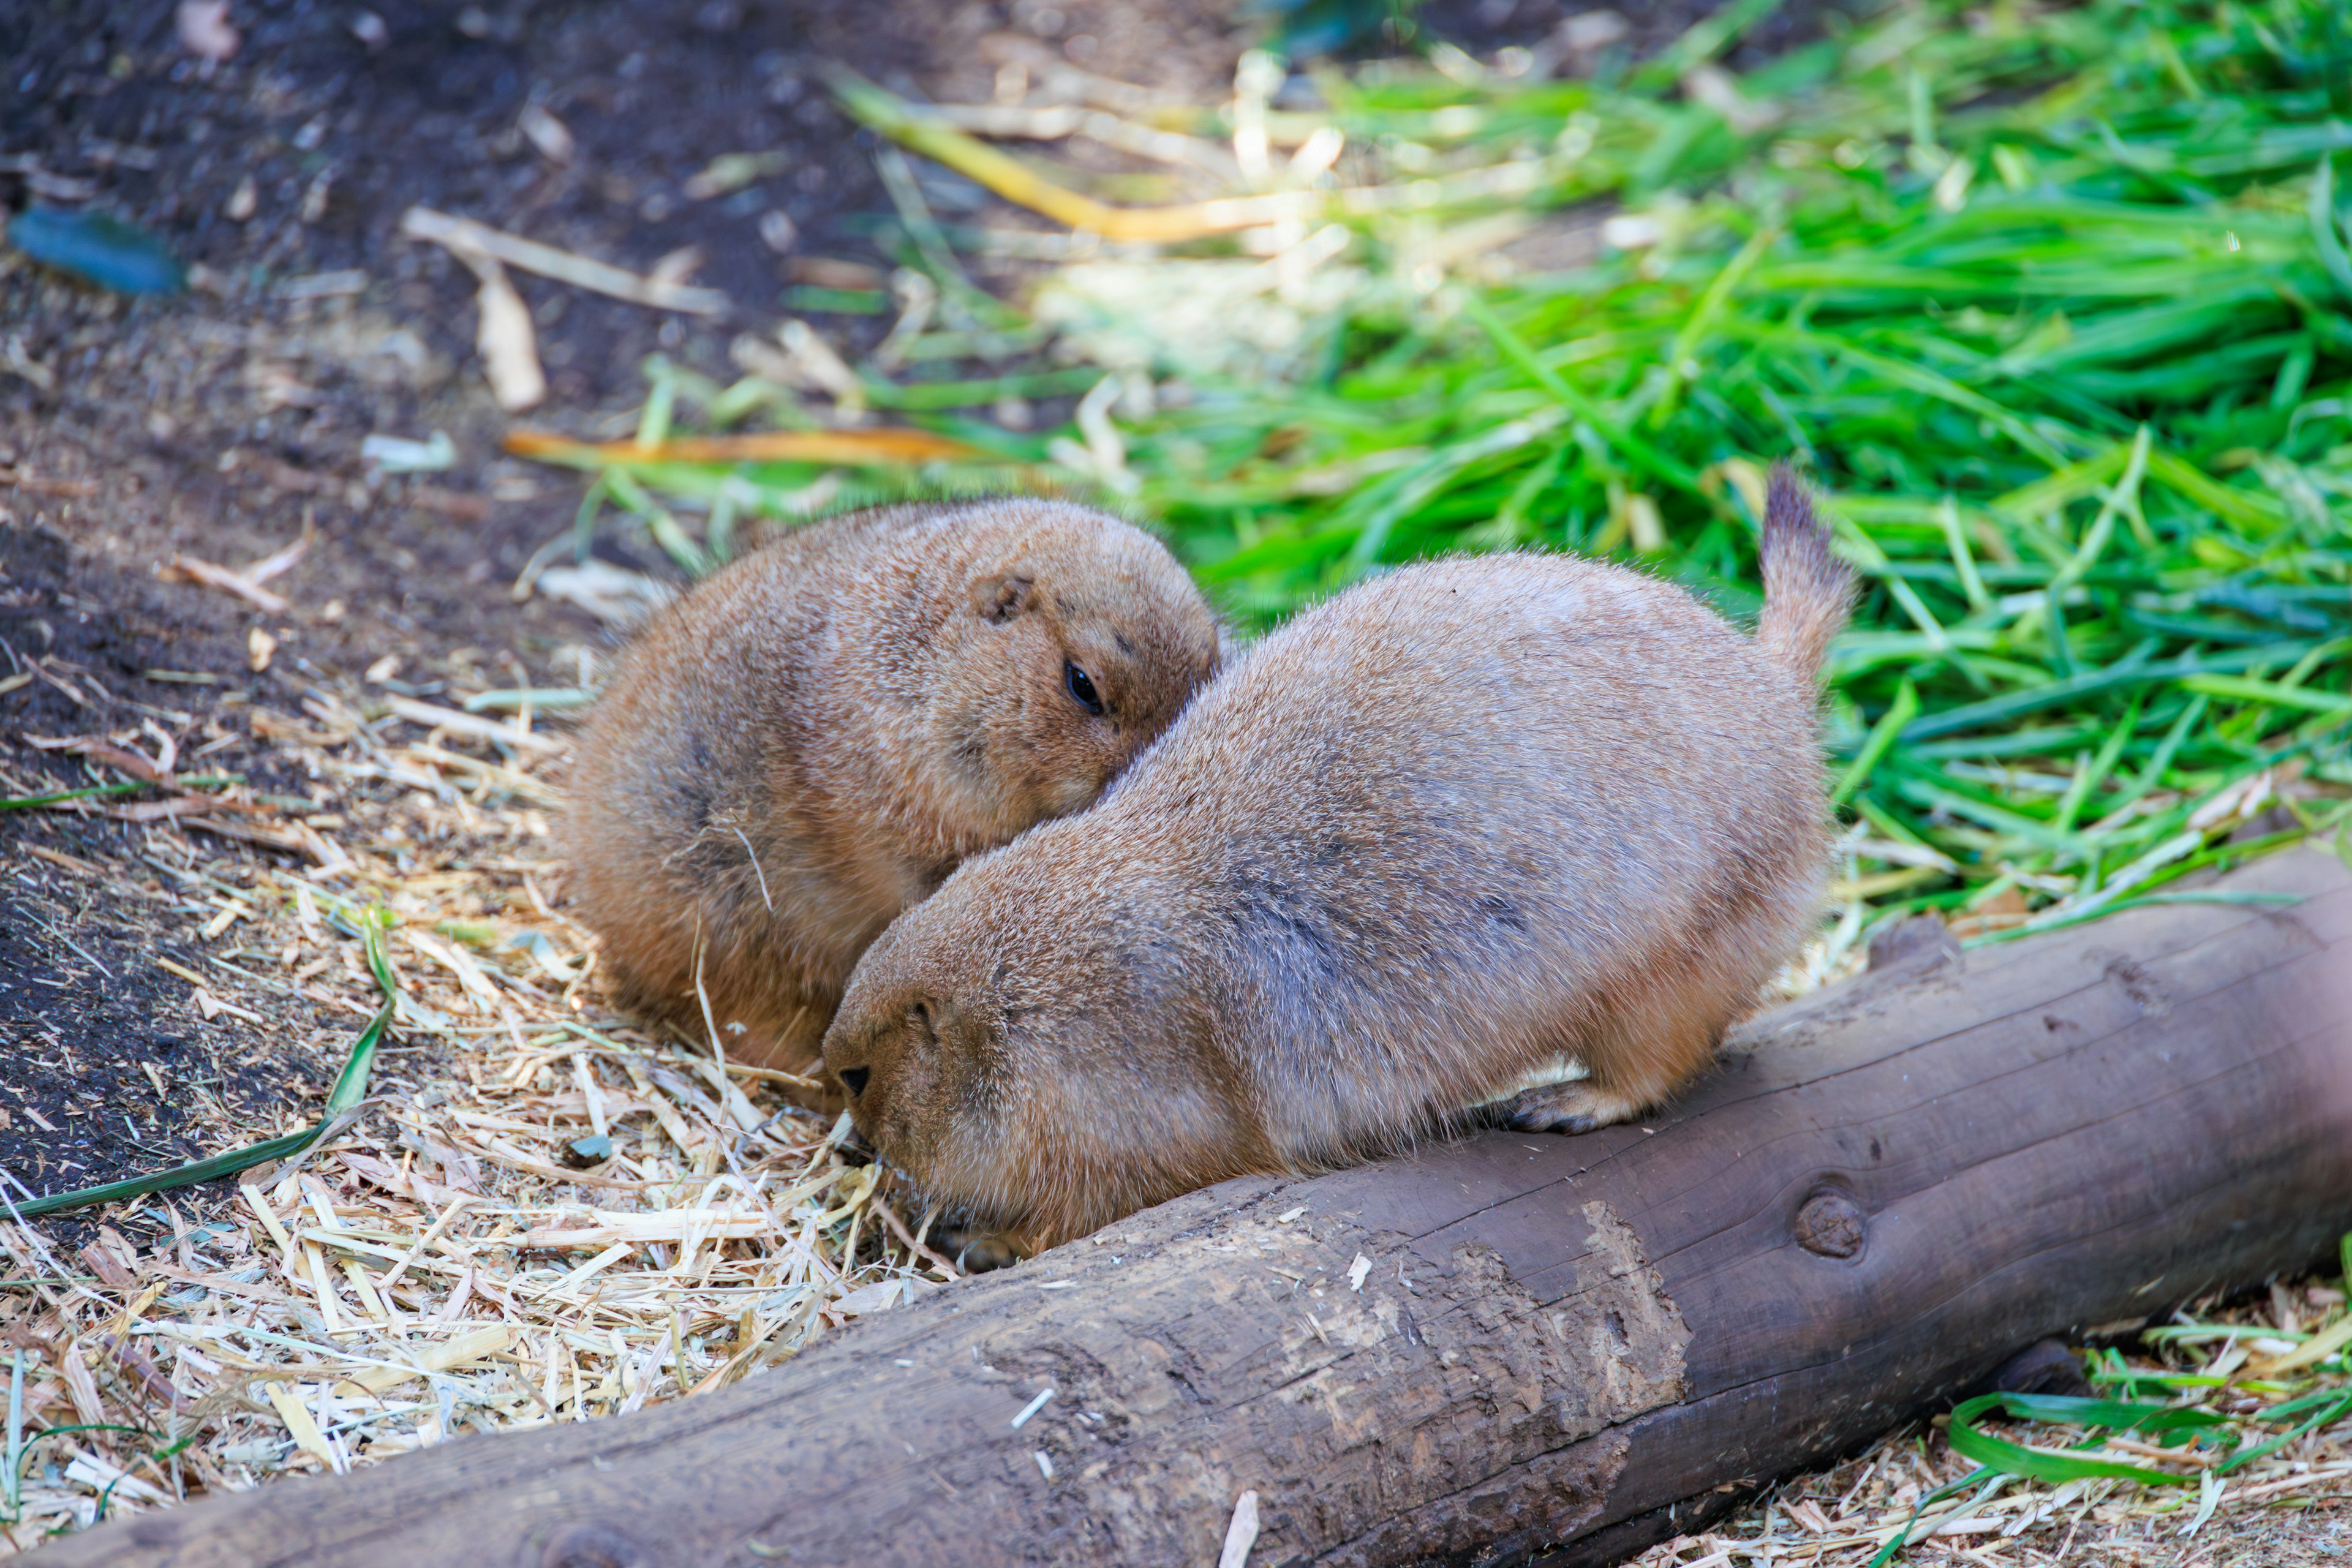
[1758,460,1857,676]
[564,497,1221,1075]
[822,472,1855,1248]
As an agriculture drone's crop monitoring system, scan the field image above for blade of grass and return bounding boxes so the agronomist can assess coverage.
[0,775,241,812]
[2053,694,2144,834]
[2180,673,2352,716]
[1946,1392,2215,1487]
[1834,680,1920,804]
[2309,156,2352,306]
[1863,1464,1996,1568]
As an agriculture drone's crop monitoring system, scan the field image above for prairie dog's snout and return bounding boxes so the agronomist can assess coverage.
[564,497,1220,1080]
[826,468,1855,1250]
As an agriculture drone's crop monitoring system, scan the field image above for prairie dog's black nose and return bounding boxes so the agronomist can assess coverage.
[838,1066,870,1096]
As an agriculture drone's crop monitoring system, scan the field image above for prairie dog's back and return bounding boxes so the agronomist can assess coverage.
[1108,553,1830,1152]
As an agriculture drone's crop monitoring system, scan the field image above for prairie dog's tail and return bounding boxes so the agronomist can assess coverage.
[1756,464,1855,681]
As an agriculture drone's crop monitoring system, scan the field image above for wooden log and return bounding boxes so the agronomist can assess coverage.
[54,847,2352,1568]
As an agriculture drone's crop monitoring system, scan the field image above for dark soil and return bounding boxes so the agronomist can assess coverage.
[0,524,339,1246]
[0,0,1282,676]
[0,848,323,1224]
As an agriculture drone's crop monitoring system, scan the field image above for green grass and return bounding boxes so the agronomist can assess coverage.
[782,284,889,315]
[532,0,2352,953]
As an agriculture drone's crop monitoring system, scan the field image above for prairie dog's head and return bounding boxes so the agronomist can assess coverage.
[820,839,1260,1250]
[926,499,1218,831]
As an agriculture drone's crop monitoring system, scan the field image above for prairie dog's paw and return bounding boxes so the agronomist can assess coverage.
[1493,1082,1645,1136]
[930,1221,1024,1274]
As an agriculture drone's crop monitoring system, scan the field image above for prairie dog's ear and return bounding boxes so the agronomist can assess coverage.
[971,573,1035,624]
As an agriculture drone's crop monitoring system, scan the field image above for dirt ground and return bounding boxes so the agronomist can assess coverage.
[0,2,2340,1564]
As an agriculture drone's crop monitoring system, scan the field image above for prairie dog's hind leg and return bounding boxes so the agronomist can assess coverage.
[1498,1021,1717,1135]
[1470,1058,1641,1136]
[1490,1080,1649,1135]
[1482,954,1736,1136]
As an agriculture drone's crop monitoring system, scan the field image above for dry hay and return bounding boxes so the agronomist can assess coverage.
[0,668,945,1548]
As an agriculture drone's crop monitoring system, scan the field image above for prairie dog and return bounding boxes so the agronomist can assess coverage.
[565,497,1221,1075]
[821,470,1854,1248]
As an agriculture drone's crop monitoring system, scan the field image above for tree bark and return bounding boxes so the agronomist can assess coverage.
[50,848,2352,1568]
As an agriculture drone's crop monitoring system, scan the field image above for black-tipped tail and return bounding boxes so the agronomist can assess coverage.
[1757,464,1855,681]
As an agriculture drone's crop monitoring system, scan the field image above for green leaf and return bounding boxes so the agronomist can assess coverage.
[0,775,243,812]
[1970,1391,2230,1434]
[1943,1392,2214,1488]
[2179,674,2352,716]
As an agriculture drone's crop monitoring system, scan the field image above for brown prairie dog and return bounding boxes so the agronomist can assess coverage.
[821,469,1855,1248]
[564,497,1221,1076]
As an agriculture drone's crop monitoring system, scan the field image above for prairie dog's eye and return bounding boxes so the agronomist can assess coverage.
[1063,661,1104,716]
[837,1066,870,1096]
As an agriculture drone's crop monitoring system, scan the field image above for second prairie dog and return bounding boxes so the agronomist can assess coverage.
[565,497,1221,1076]
[822,470,1855,1248]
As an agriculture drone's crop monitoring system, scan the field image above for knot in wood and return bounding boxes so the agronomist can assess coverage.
[533,1522,655,1568]
[1793,1189,1866,1259]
